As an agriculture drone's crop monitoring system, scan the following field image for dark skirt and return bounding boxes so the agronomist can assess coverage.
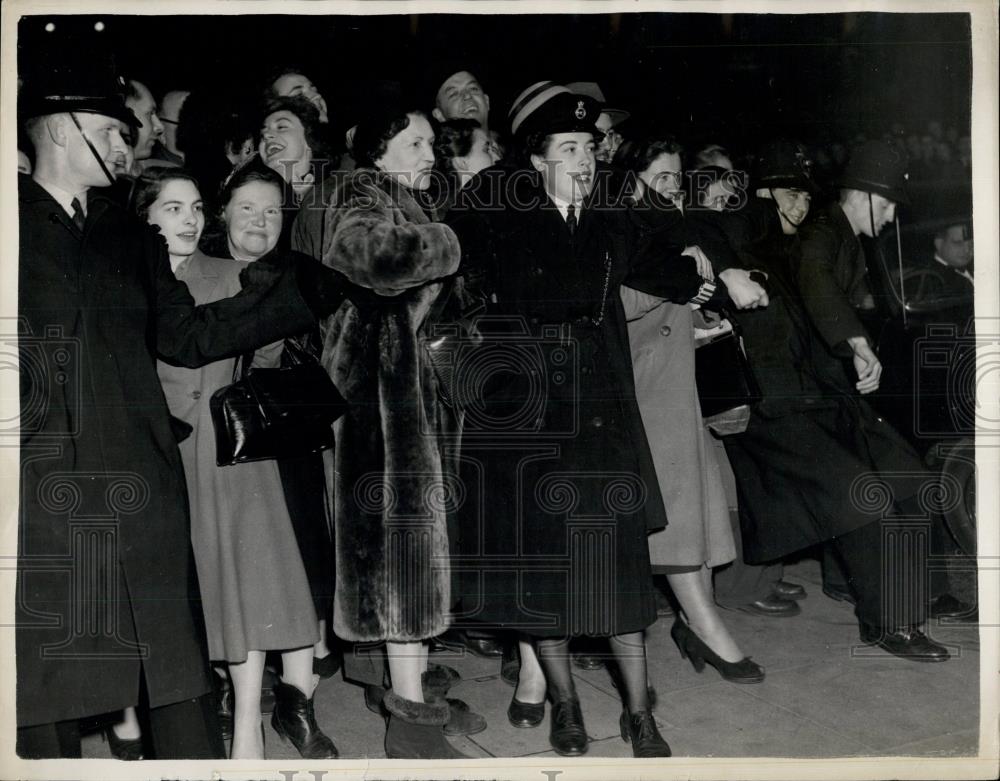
[453,337,657,639]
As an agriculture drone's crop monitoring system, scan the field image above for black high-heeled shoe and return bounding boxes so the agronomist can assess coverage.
[670,619,765,684]
[103,726,144,760]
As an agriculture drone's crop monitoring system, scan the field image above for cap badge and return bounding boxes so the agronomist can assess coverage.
[575,100,586,120]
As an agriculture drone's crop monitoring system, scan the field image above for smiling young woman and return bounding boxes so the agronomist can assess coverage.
[130,165,341,761]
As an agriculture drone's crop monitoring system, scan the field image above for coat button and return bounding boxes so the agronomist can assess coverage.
[191,390,202,400]
[530,316,540,325]
[590,415,604,428]
[581,366,592,375]
[659,325,672,336]
[533,267,544,277]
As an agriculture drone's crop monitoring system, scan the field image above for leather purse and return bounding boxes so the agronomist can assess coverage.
[422,280,484,410]
[694,312,761,435]
[209,340,347,466]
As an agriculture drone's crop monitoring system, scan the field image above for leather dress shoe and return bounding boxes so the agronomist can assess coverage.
[507,695,545,728]
[822,583,857,605]
[572,653,605,670]
[772,580,807,600]
[860,624,950,662]
[736,594,801,617]
[619,709,671,758]
[929,593,977,621]
[442,697,487,736]
[432,629,504,658]
[549,698,588,756]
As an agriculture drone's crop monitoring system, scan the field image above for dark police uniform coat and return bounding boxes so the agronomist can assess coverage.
[796,202,875,352]
[446,170,718,637]
[717,201,927,563]
[16,175,316,727]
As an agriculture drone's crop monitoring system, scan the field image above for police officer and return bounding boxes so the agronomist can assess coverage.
[16,61,345,758]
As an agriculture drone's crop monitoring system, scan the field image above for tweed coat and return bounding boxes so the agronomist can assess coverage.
[16,175,316,727]
[156,252,318,662]
[622,193,736,569]
[317,168,461,642]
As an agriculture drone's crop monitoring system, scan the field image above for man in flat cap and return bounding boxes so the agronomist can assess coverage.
[16,61,346,759]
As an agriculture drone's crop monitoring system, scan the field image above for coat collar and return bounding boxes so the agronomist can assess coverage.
[338,167,440,224]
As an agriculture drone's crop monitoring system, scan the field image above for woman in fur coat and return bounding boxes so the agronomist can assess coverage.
[318,105,465,759]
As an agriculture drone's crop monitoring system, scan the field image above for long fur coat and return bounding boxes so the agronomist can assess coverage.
[319,168,461,642]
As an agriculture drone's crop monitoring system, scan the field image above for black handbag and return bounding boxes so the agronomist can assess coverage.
[209,340,347,466]
[694,312,761,435]
[422,280,484,410]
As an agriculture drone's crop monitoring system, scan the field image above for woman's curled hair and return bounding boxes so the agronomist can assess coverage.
[129,166,202,221]
[351,107,431,169]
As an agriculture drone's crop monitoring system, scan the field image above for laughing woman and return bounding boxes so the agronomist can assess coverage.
[138,167,339,760]
[257,95,335,254]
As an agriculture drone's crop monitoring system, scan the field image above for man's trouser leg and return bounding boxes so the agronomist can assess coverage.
[16,719,82,759]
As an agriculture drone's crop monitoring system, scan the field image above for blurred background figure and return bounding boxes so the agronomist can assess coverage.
[567,81,630,163]
[266,65,330,123]
[125,78,165,173]
[433,117,502,207]
[155,88,190,166]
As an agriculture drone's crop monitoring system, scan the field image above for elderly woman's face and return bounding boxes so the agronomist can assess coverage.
[147,178,205,258]
[260,110,312,181]
[224,180,283,260]
[273,72,329,123]
[375,113,436,191]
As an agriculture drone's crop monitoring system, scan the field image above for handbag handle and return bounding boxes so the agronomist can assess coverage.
[231,352,255,382]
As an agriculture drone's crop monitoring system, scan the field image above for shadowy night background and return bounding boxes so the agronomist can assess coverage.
[17,10,972,152]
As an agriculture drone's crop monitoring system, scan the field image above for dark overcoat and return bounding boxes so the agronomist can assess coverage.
[717,201,928,563]
[16,175,315,727]
[796,202,875,351]
[445,170,714,638]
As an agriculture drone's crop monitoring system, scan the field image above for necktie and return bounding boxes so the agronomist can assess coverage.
[70,197,86,233]
[566,203,577,236]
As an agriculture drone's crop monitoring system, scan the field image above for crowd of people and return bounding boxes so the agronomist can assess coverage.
[15,45,976,764]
